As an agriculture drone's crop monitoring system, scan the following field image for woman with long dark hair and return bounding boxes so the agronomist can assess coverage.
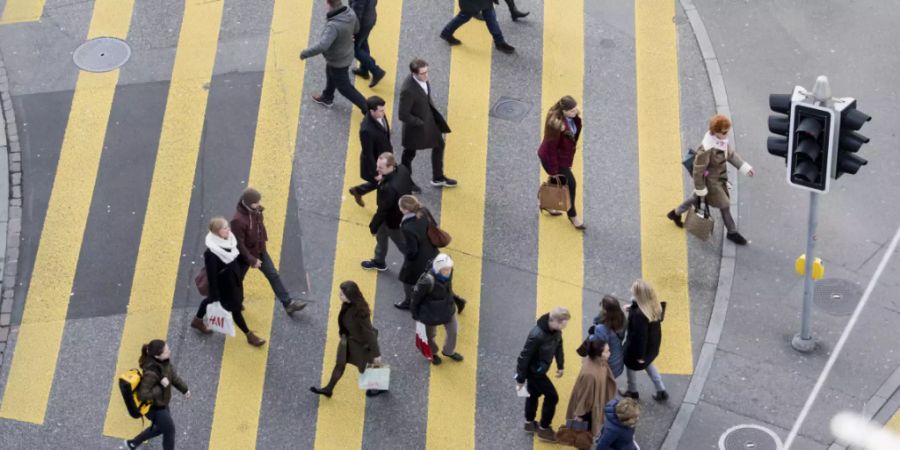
[125,339,189,450]
[538,95,584,229]
[311,281,386,397]
[592,295,627,378]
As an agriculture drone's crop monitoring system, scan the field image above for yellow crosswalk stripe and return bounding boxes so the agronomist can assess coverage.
[102,0,224,438]
[534,1,585,447]
[207,0,312,447]
[0,0,45,24]
[634,0,693,375]
[0,0,135,425]
[422,7,492,450]
[312,2,403,449]
[888,408,900,433]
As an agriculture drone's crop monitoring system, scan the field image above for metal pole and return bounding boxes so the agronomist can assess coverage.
[792,191,818,352]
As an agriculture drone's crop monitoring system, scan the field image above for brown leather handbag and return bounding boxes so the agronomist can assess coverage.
[538,175,571,213]
[423,208,451,248]
[684,197,714,241]
[194,268,209,296]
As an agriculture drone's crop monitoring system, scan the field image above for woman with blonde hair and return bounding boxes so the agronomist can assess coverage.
[537,95,585,230]
[620,279,667,401]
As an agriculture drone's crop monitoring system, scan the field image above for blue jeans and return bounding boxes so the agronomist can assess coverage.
[354,25,383,76]
[626,363,666,392]
[441,7,506,44]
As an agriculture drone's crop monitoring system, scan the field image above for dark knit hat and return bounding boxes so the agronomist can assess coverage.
[558,96,578,111]
[241,187,261,205]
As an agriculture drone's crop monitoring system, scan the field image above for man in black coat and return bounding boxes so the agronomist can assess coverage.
[515,307,570,442]
[398,58,457,192]
[440,0,515,54]
[361,153,412,271]
[349,96,392,207]
[349,0,386,87]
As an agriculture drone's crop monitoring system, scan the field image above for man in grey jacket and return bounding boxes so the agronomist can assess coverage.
[300,0,367,112]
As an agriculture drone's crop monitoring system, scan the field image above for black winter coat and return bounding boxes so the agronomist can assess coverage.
[459,0,493,14]
[204,249,244,313]
[369,165,413,233]
[516,313,564,383]
[398,75,451,150]
[410,271,455,326]
[359,113,392,183]
[349,0,377,29]
[622,300,665,371]
[399,213,437,285]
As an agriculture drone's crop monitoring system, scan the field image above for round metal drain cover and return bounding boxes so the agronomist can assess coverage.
[489,96,532,123]
[814,278,863,316]
[73,37,131,72]
[719,424,782,450]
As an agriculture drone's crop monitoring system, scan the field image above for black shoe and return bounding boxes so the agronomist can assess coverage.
[454,296,466,314]
[667,209,684,228]
[495,42,516,54]
[284,299,308,316]
[431,354,442,365]
[619,390,640,400]
[440,34,462,46]
[349,187,365,207]
[653,390,669,402]
[369,69,386,88]
[442,352,464,362]
[430,177,458,188]
[523,421,538,433]
[411,183,422,194]
[727,232,749,246]
[309,386,333,398]
[123,440,138,450]
[366,389,387,397]
[361,260,388,271]
[394,300,411,310]
[312,94,334,107]
[352,67,370,79]
[510,9,530,21]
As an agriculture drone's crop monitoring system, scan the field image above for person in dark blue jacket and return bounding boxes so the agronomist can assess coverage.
[591,295,627,378]
[595,398,641,450]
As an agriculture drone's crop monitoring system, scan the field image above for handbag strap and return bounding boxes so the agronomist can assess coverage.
[695,196,711,215]
[547,175,567,185]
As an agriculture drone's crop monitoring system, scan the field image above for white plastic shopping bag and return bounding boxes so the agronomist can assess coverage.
[358,365,391,391]
[204,301,236,336]
[516,380,530,398]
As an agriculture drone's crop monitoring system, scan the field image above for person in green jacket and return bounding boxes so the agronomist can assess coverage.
[125,340,190,450]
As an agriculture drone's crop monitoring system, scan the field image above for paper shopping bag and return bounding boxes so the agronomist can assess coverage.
[358,365,391,391]
[204,301,236,336]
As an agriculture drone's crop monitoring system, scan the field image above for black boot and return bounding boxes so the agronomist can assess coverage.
[505,0,530,21]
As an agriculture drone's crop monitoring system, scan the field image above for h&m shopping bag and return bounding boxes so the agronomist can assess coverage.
[358,364,390,391]
[204,301,236,336]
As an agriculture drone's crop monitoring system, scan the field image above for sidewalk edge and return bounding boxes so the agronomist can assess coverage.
[0,49,23,366]
[662,1,738,448]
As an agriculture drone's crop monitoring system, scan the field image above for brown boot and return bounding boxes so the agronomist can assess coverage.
[246,332,266,347]
[190,317,211,334]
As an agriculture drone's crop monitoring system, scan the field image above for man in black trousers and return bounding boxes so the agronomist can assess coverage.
[440,0,515,54]
[349,96,392,207]
[349,0,386,87]
[300,0,367,112]
[361,153,412,272]
[397,59,457,193]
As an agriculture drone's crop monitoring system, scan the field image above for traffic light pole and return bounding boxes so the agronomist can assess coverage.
[792,191,819,352]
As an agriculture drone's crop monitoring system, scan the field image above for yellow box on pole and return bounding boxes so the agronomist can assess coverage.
[795,254,825,280]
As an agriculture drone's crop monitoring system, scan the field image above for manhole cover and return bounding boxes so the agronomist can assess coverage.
[814,278,863,316]
[490,96,532,123]
[719,424,782,450]
[73,37,131,72]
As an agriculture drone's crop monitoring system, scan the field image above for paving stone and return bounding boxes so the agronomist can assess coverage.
[0,327,8,342]
[10,152,20,162]
[10,161,20,172]
[0,313,10,326]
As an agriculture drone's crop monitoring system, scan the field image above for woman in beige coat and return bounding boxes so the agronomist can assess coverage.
[564,335,617,440]
[668,114,755,245]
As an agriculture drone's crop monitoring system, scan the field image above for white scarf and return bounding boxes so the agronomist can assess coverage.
[701,131,729,152]
[206,231,239,264]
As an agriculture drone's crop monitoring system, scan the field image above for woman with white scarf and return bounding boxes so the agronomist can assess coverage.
[191,217,266,346]
[667,114,755,245]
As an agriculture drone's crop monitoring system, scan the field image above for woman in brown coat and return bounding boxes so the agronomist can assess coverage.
[564,336,617,442]
[668,114,755,245]
[310,281,386,398]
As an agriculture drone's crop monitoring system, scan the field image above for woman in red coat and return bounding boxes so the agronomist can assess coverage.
[538,95,584,230]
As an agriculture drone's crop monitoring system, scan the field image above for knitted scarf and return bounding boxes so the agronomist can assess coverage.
[206,231,239,264]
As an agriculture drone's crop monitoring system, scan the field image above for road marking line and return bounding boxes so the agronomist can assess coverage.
[534,2,585,448]
[0,0,135,425]
[311,1,403,449]
[421,6,491,450]
[0,0,45,24]
[101,0,224,438]
[634,0,693,375]
[207,0,312,448]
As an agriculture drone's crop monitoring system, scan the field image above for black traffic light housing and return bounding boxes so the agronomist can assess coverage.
[833,99,870,178]
[767,93,792,161]
[787,103,835,193]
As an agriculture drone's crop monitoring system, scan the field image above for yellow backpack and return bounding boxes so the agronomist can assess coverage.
[118,368,152,418]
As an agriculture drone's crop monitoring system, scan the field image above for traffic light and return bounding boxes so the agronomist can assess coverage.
[787,103,835,192]
[767,93,792,161]
[833,99,870,178]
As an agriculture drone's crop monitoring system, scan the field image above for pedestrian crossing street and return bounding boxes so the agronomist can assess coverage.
[0,0,699,448]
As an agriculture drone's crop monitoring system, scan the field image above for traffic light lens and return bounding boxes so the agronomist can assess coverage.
[794,160,819,183]
[796,117,823,139]
[795,139,820,161]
